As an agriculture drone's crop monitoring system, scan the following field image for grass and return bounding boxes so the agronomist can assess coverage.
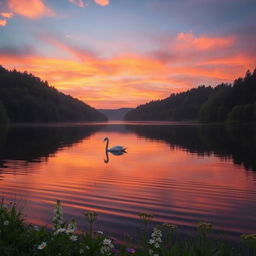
[0,199,256,256]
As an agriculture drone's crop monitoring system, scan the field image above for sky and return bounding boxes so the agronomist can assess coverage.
[0,0,255,109]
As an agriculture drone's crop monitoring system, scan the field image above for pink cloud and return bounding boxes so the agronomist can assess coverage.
[0,32,254,108]
[1,12,13,18]
[94,0,109,7]
[8,0,54,19]
[68,0,86,8]
[175,32,235,51]
[0,19,7,26]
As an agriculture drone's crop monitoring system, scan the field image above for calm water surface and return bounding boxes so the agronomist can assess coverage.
[0,122,256,241]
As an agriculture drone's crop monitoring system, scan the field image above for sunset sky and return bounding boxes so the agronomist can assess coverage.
[0,0,255,108]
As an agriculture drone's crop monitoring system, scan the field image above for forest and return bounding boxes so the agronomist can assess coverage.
[0,65,107,124]
[124,69,256,123]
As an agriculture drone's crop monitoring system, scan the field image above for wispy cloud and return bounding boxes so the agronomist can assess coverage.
[0,30,254,108]
[94,0,109,7]
[68,0,86,8]
[0,19,7,26]
[0,12,13,18]
[7,0,54,19]
[175,32,235,51]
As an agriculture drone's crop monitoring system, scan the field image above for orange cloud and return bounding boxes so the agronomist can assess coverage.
[94,0,109,6]
[8,0,54,19]
[0,35,254,108]
[68,0,86,8]
[175,32,235,51]
[0,19,7,26]
[1,12,13,18]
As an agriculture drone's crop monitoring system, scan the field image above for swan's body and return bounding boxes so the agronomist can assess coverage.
[104,137,126,153]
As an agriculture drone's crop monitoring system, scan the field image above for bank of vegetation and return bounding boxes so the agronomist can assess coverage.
[0,65,107,124]
[124,69,256,123]
[0,200,256,256]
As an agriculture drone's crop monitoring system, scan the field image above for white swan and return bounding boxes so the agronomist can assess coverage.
[104,137,126,153]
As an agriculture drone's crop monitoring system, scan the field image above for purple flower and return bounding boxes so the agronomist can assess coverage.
[127,248,136,254]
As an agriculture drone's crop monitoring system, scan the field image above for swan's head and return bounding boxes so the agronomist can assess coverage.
[104,137,109,142]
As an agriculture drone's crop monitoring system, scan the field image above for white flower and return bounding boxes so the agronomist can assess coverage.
[53,200,63,230]
[37,242,47,250]
[70,235,77,241]
[149,239,155,244]
[155,237,161,242]
[100,238,114,256]
[154,243,160,248]
[148,227,162,253]
[54,227,66,235]
[3,220,9,226]
[66,221,76,234]
[34,225,39,231]
[80,248,84,254]
[85,245,90,250]
[97,230,104,235]
[103,238,112,246]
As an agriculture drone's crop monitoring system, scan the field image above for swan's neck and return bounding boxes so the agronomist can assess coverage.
[104,151,109,163]
[105,138,109,151]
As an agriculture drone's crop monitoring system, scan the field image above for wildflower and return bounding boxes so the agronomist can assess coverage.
[79,248,84,254]
[100,238,114,255]
[127,247,136,254]
[54,227,66,235]
[70,235,78,241]
[148,227,162,254]
[162,223,178,231]
[37,242,47,250]
[97,230,104,235]
[138,212,154,226]
[103,238,112,246]
[149,239,155,244]
[3,220,9,226]
[53,200,64,230]
[85,245,90,250]
[154,243,160,248]
[66,219,77,234]
[34,225,39,231]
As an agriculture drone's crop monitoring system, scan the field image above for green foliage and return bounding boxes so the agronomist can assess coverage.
[0,65,107,123]
[0,199,255,256]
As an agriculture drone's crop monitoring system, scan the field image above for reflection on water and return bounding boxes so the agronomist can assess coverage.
[104,150,127,164]
[0,122,256,241]
[0,124,104,173]
[126,123,256,171]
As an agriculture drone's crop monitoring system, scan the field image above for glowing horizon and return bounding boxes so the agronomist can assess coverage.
[0,0,255,109]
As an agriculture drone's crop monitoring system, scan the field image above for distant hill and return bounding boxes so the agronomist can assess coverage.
[0,65,107,123]
[99,108,133,120]
[125,69,256,123]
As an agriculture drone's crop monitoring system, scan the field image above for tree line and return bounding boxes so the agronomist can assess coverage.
[124,69,256,123]
[0,65,107,124]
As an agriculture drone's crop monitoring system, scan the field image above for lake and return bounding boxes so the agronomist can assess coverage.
[0,121,256,242]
